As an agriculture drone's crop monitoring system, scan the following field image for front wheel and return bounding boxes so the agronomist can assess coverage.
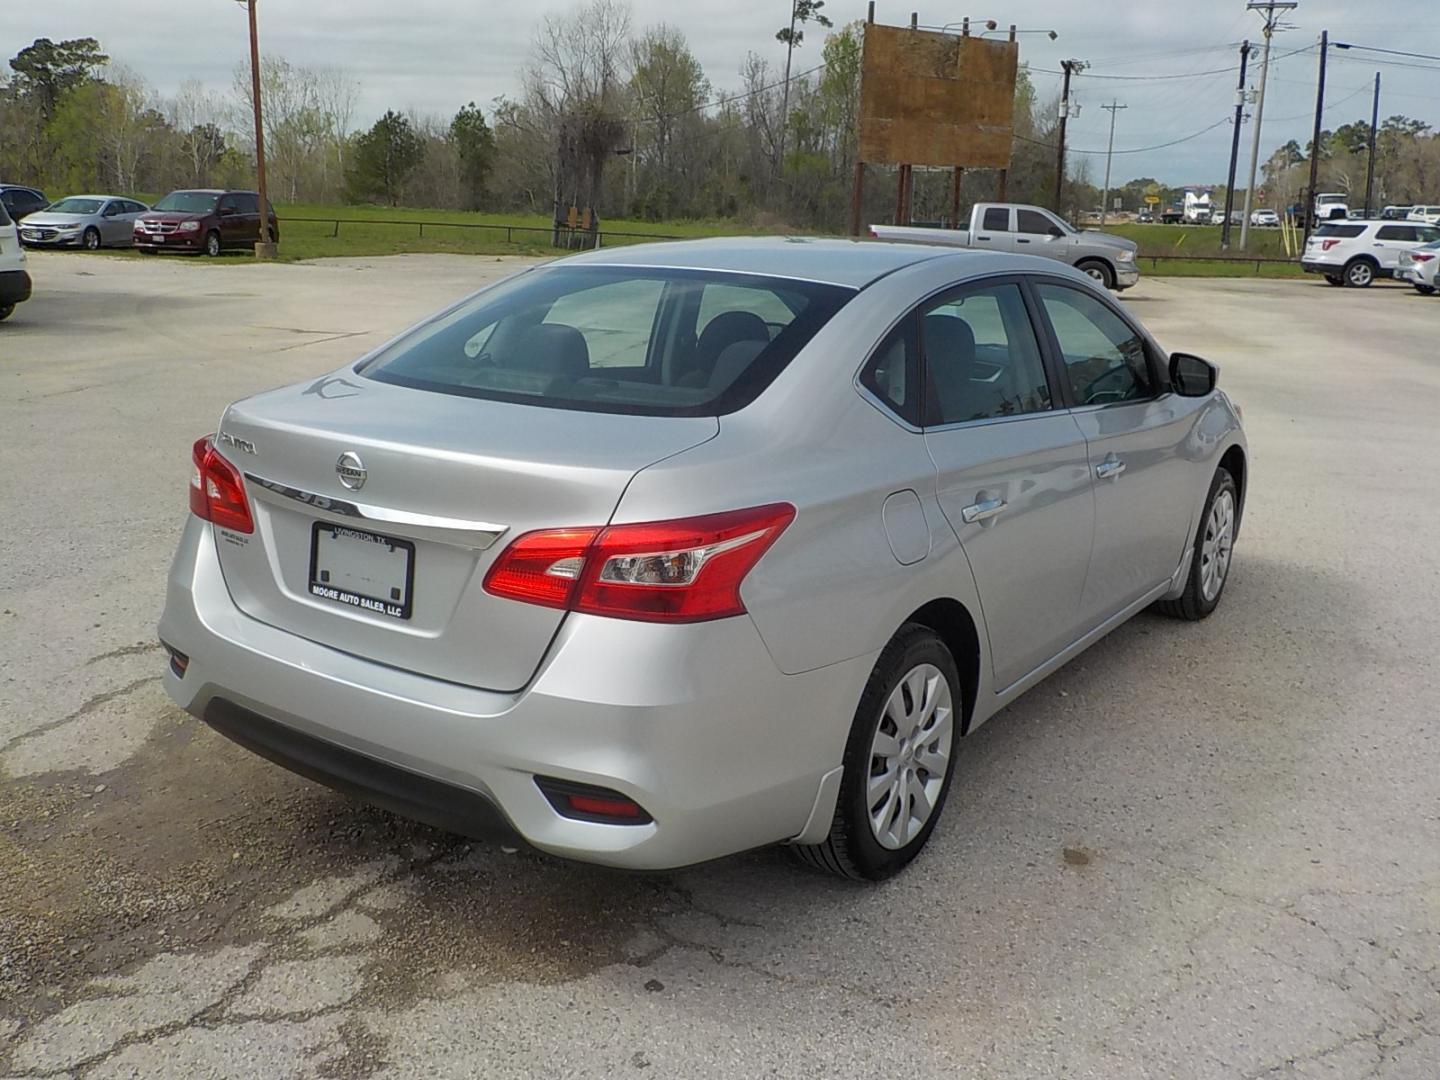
[1077,259,1116,290]
[1415,284,1436,296]
[1155,468,1237,621]
[793,625,961,881]
[204,230,222,257]
[1343,259,1375,287]
[83,227,102,251]
[0,303,14,322]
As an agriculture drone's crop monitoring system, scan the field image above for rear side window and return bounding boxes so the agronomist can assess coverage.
[982,207,1009,231]
[922,282,1052,425]
[1314,224,1365,238]
[860,318,921,426]
[1377,225,1415,241]
[361,267,852,417]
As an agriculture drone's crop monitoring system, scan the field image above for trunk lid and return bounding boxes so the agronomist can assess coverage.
[211,374,717,691]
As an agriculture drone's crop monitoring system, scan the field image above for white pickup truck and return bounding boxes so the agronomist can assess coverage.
[870,202,1140,291]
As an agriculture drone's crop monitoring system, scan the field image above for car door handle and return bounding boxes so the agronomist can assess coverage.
[1095,457,1126,480]
[961,497,1007,524]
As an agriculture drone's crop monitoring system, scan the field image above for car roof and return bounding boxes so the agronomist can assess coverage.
[556,236,1053,289]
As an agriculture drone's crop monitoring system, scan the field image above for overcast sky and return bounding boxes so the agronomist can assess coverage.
[7,0,1438,185]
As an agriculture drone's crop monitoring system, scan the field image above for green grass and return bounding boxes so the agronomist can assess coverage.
[82,200,1312,274]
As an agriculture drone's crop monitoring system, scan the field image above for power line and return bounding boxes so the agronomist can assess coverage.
[1016,115,1233,156]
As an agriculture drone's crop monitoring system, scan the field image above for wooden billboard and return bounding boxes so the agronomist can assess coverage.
[858,24,1019,169]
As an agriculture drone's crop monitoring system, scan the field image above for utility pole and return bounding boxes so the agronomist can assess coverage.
[1302,29,1328,244]
[241,0,275,258]
[1098,101,1127,227]
[1362,70,1380,217]
[778,0,796,178]
[1221,41,1251,250]
[1239,1,1296,250]
[1054,59,1086,211]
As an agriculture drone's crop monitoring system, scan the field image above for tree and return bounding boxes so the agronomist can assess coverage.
[8,37,108,117]
[450,102,496,210]
[628,25,709,218]
[346,110,424,205]
[776,1,833,174]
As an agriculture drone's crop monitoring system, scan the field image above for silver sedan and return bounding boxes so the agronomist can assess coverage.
[158,239,1248,880]
[18,195,149,250]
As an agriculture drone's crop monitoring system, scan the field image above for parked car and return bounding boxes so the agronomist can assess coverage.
[870,203,1140,290]
[1250,209,1280,227]
[133,189,278,256]
[1381,205,1414,221]
[18,195,149,250]
[0,184,48,222]
[1405,205,1440,225]
[1396,240,1440,295]
[0,198,33,322]
[1301,220,1440,286]
[158,238,1248,880]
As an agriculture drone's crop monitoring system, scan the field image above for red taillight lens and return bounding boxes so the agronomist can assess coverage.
[1320,239,1341,251]
[189,435,254,533]
[1413,252,1435,263]
[483,503,795,623]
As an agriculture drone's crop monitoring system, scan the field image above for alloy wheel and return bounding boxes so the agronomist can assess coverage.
[1200,489,1235,602]
[866,663,954,850]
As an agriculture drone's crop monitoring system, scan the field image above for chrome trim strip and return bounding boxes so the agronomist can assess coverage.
[244,473,508,549]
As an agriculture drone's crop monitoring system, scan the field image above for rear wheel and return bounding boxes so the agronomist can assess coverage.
[1155,468,1237,622]
[0,303,14,322]
[1077,259,1116,290]
[204,230,222,257]
[793,624,960,881]
[1415,284,1436,296]
[82,227,101,251]
[1343,258,1376,287]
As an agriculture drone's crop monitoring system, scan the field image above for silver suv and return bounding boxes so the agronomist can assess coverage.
[159,239,1248,880]
[1302,220,1440,287]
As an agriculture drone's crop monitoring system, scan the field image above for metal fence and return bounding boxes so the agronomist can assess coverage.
[1138,255,1301,273]
[282,216,680,249]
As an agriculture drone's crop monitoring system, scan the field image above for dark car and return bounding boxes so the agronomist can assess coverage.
[0,184,48,222]
[133,189,279,257]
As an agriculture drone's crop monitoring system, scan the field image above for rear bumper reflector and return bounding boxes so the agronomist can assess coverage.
[534,777,653,825]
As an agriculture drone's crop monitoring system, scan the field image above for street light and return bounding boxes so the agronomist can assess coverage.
[235,0,276,258]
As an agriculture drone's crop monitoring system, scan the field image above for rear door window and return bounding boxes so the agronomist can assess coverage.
[362,266,852,416]
[922,282,1053,425]
[982,207,1010,231]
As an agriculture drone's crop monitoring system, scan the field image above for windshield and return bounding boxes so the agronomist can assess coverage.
[152,191,220,213]
[360,265,854,417]
[1317,195,1346,204]
[46,198,104,215]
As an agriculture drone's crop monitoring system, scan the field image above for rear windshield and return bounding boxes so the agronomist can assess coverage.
[359,266,854,416]
[47,197,104,214]
[1313,224,1365,238]
[152,191,220,213]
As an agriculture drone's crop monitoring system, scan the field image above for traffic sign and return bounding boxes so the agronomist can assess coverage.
[1145,195,1161,205]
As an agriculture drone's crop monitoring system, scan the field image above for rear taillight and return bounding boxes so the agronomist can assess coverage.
[189,435,254,533]
[1320,239,1342,251]
[1413,252,1435,263]
[484,503,795,622]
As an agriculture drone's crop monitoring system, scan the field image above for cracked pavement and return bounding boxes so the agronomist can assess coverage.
[2,255,1437,1077]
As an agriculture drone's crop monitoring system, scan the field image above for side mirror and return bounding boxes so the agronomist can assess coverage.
[1170,352,1217,396]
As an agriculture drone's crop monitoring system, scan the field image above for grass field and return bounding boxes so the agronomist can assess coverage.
[95,201,1308,275]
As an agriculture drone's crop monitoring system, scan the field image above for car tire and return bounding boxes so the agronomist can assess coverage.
[204,230,223,257]
[1077,259,1116,290]
[1154,467,1238,622]
[83,227,101,251]
[1324,274,1344,286]
[1415,285,1436,296]
[1343,258,1375,287]
[793,624,961,881]
[0,303,14,322]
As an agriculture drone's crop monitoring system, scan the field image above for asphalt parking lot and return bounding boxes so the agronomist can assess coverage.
[2,252,1437,1079]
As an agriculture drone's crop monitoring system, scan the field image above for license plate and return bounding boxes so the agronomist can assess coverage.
[152,235,164,243]
[309,523,415,620]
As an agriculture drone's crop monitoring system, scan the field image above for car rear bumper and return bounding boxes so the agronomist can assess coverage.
[1301,260,1339,274]
[158,517,869,870]
[0,269,32,305]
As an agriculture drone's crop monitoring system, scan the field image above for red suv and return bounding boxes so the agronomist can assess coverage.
[134,189,279,256]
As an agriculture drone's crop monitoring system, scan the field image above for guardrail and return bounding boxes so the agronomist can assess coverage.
[281,216,681,249]
[1138,254,1301,273]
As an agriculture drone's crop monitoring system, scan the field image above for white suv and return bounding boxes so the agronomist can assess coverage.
[1302,220,1440,287]
[1406,206,1440,225]
[0,198,33,322]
